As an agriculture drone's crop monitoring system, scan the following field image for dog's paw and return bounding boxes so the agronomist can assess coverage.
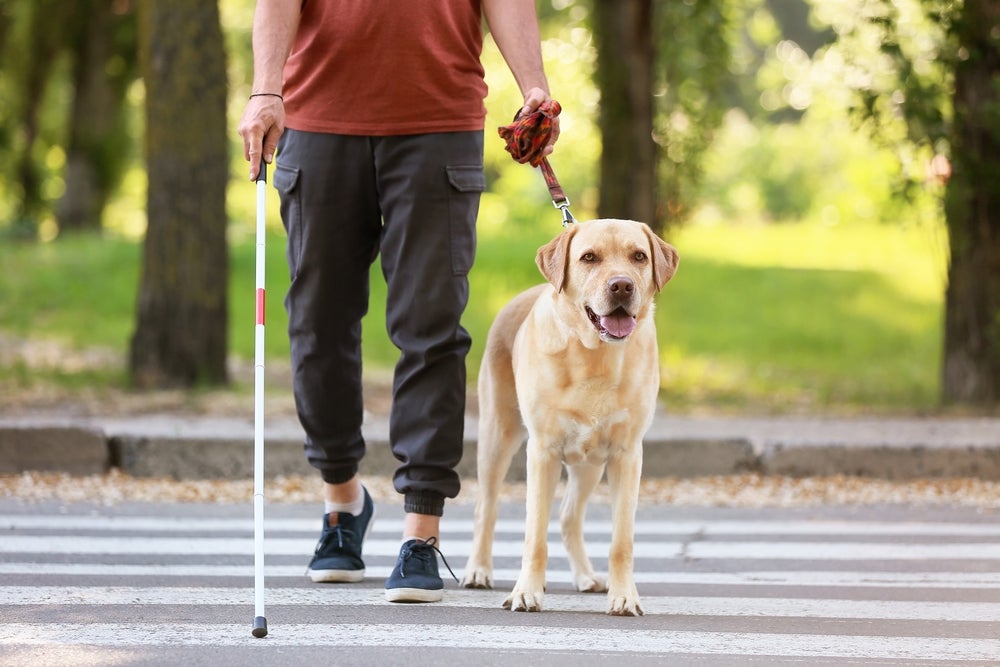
[460,567,494,589]
[607,594,644,617]
[503,589,544,612]
[574,572,607,593]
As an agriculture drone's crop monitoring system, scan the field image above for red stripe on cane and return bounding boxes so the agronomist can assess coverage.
[256,288,266,325]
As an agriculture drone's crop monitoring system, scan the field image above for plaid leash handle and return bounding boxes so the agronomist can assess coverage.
[498,99,576,226]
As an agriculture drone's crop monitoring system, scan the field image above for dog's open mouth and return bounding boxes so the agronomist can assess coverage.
[586,306,637,340]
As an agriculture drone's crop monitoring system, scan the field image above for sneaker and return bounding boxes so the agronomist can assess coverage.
[384,536,458,603]
[306,487,374,583]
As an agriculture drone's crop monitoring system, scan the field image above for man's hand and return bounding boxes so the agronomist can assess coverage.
[520,87,559,158]
[238,95,285,181]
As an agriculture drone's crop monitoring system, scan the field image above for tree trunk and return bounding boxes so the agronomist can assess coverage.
[58,0,136,234]
[130,0,229,388]
[941,0,1000,405]
[591,0,659,232]
[8,0,66,237]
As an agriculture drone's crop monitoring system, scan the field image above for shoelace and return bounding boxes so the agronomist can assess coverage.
[316,523,354,553]
[398,537,458,582]
[303,521,358,577]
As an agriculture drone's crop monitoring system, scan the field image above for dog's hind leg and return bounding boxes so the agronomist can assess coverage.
[561,462,607,593]
[461,419,522,589]
[461,368,524,590]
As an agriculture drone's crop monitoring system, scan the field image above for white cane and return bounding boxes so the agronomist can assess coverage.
[251,162,269,639]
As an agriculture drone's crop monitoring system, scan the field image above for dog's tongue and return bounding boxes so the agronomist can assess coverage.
[601,312,636,338]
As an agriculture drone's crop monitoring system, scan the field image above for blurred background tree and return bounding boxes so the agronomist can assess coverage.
[941,0,1000,405]
[589,0,742,230]
[58,0,138,234]
[129,0,229,388]
[591,0,657,226]
[0,0,136,239]
[804,0,1000,403]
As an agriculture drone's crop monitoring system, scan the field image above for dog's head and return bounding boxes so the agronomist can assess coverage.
[535,219,679,344]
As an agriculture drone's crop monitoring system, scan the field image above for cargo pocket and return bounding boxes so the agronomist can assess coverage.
[446,165,486,276]
[273,163,302,279]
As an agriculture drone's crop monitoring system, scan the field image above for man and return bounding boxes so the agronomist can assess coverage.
[237,0,558,603]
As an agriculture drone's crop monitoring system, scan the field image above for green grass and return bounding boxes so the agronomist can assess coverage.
[660,220,946,411]
[0,219,947,413]
[0,234,142,348]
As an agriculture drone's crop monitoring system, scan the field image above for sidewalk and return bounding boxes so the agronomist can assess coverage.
[2,406,999,481]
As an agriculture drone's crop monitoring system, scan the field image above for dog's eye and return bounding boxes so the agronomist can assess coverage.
[633,251,647,262]
[581,252,597,263]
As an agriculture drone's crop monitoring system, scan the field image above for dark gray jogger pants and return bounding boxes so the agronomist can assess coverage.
[273,129,485,517]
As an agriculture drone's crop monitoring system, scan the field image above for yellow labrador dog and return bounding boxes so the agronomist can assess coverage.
[461,218,679,616]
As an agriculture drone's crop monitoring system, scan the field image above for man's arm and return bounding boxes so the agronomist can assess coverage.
[483,0,559,152]
[237,0,301,180]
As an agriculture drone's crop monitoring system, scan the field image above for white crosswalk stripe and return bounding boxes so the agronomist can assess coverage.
[4,585,1000,622]
[3,623,1000,661]
[5,621,1000,661]
[2,505,999,665]
[5,534,1000,560]
[7,515,1000,537]
[5,561,1000,588]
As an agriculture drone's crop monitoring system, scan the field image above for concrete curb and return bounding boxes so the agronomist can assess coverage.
[2,412,999,481]
[0,425,108,476]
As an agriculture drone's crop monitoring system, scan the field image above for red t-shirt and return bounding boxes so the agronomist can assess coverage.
[283,0,488,136]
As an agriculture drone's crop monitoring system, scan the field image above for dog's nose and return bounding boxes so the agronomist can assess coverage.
[608,276,634,297]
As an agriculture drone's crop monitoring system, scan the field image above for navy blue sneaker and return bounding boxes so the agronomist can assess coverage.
[385,536,458,603]
[306,487,374,583]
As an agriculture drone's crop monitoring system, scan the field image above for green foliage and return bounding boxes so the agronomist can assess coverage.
[0,1,72,235]
[688,0,949,228]
[804,0,957,195]
[654,0,752,222]
[695,109,921,226]
[3,0,948,237]
[0,0,139,238]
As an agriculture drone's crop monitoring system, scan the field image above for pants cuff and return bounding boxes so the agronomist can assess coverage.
[319,465,359,485]
[404,491,445,517]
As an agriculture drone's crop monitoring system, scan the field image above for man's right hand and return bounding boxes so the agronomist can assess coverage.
[238,95,285,181]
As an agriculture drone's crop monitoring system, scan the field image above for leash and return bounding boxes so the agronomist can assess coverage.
[498,99,576,227]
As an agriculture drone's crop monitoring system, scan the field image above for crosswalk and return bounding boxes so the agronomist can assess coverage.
[2,501,1000,665]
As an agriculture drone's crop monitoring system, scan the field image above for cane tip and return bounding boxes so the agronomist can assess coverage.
[252,616,268,638]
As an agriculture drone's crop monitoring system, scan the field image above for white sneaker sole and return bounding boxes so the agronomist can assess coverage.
[385,586,444,603]
[307,568,366,583]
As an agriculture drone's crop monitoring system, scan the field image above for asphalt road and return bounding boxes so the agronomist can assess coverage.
[2,498,1000,666]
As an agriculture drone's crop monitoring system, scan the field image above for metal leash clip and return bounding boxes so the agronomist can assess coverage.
[554,197,576,227]
[498,100,575,228]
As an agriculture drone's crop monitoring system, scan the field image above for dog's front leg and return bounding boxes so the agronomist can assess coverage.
[561,462,607,593]
[504,441,561,612]
[605,449,643,616]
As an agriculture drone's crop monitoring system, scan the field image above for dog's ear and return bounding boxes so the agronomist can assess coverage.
[645,225,679,292]
[536,226,577,292]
